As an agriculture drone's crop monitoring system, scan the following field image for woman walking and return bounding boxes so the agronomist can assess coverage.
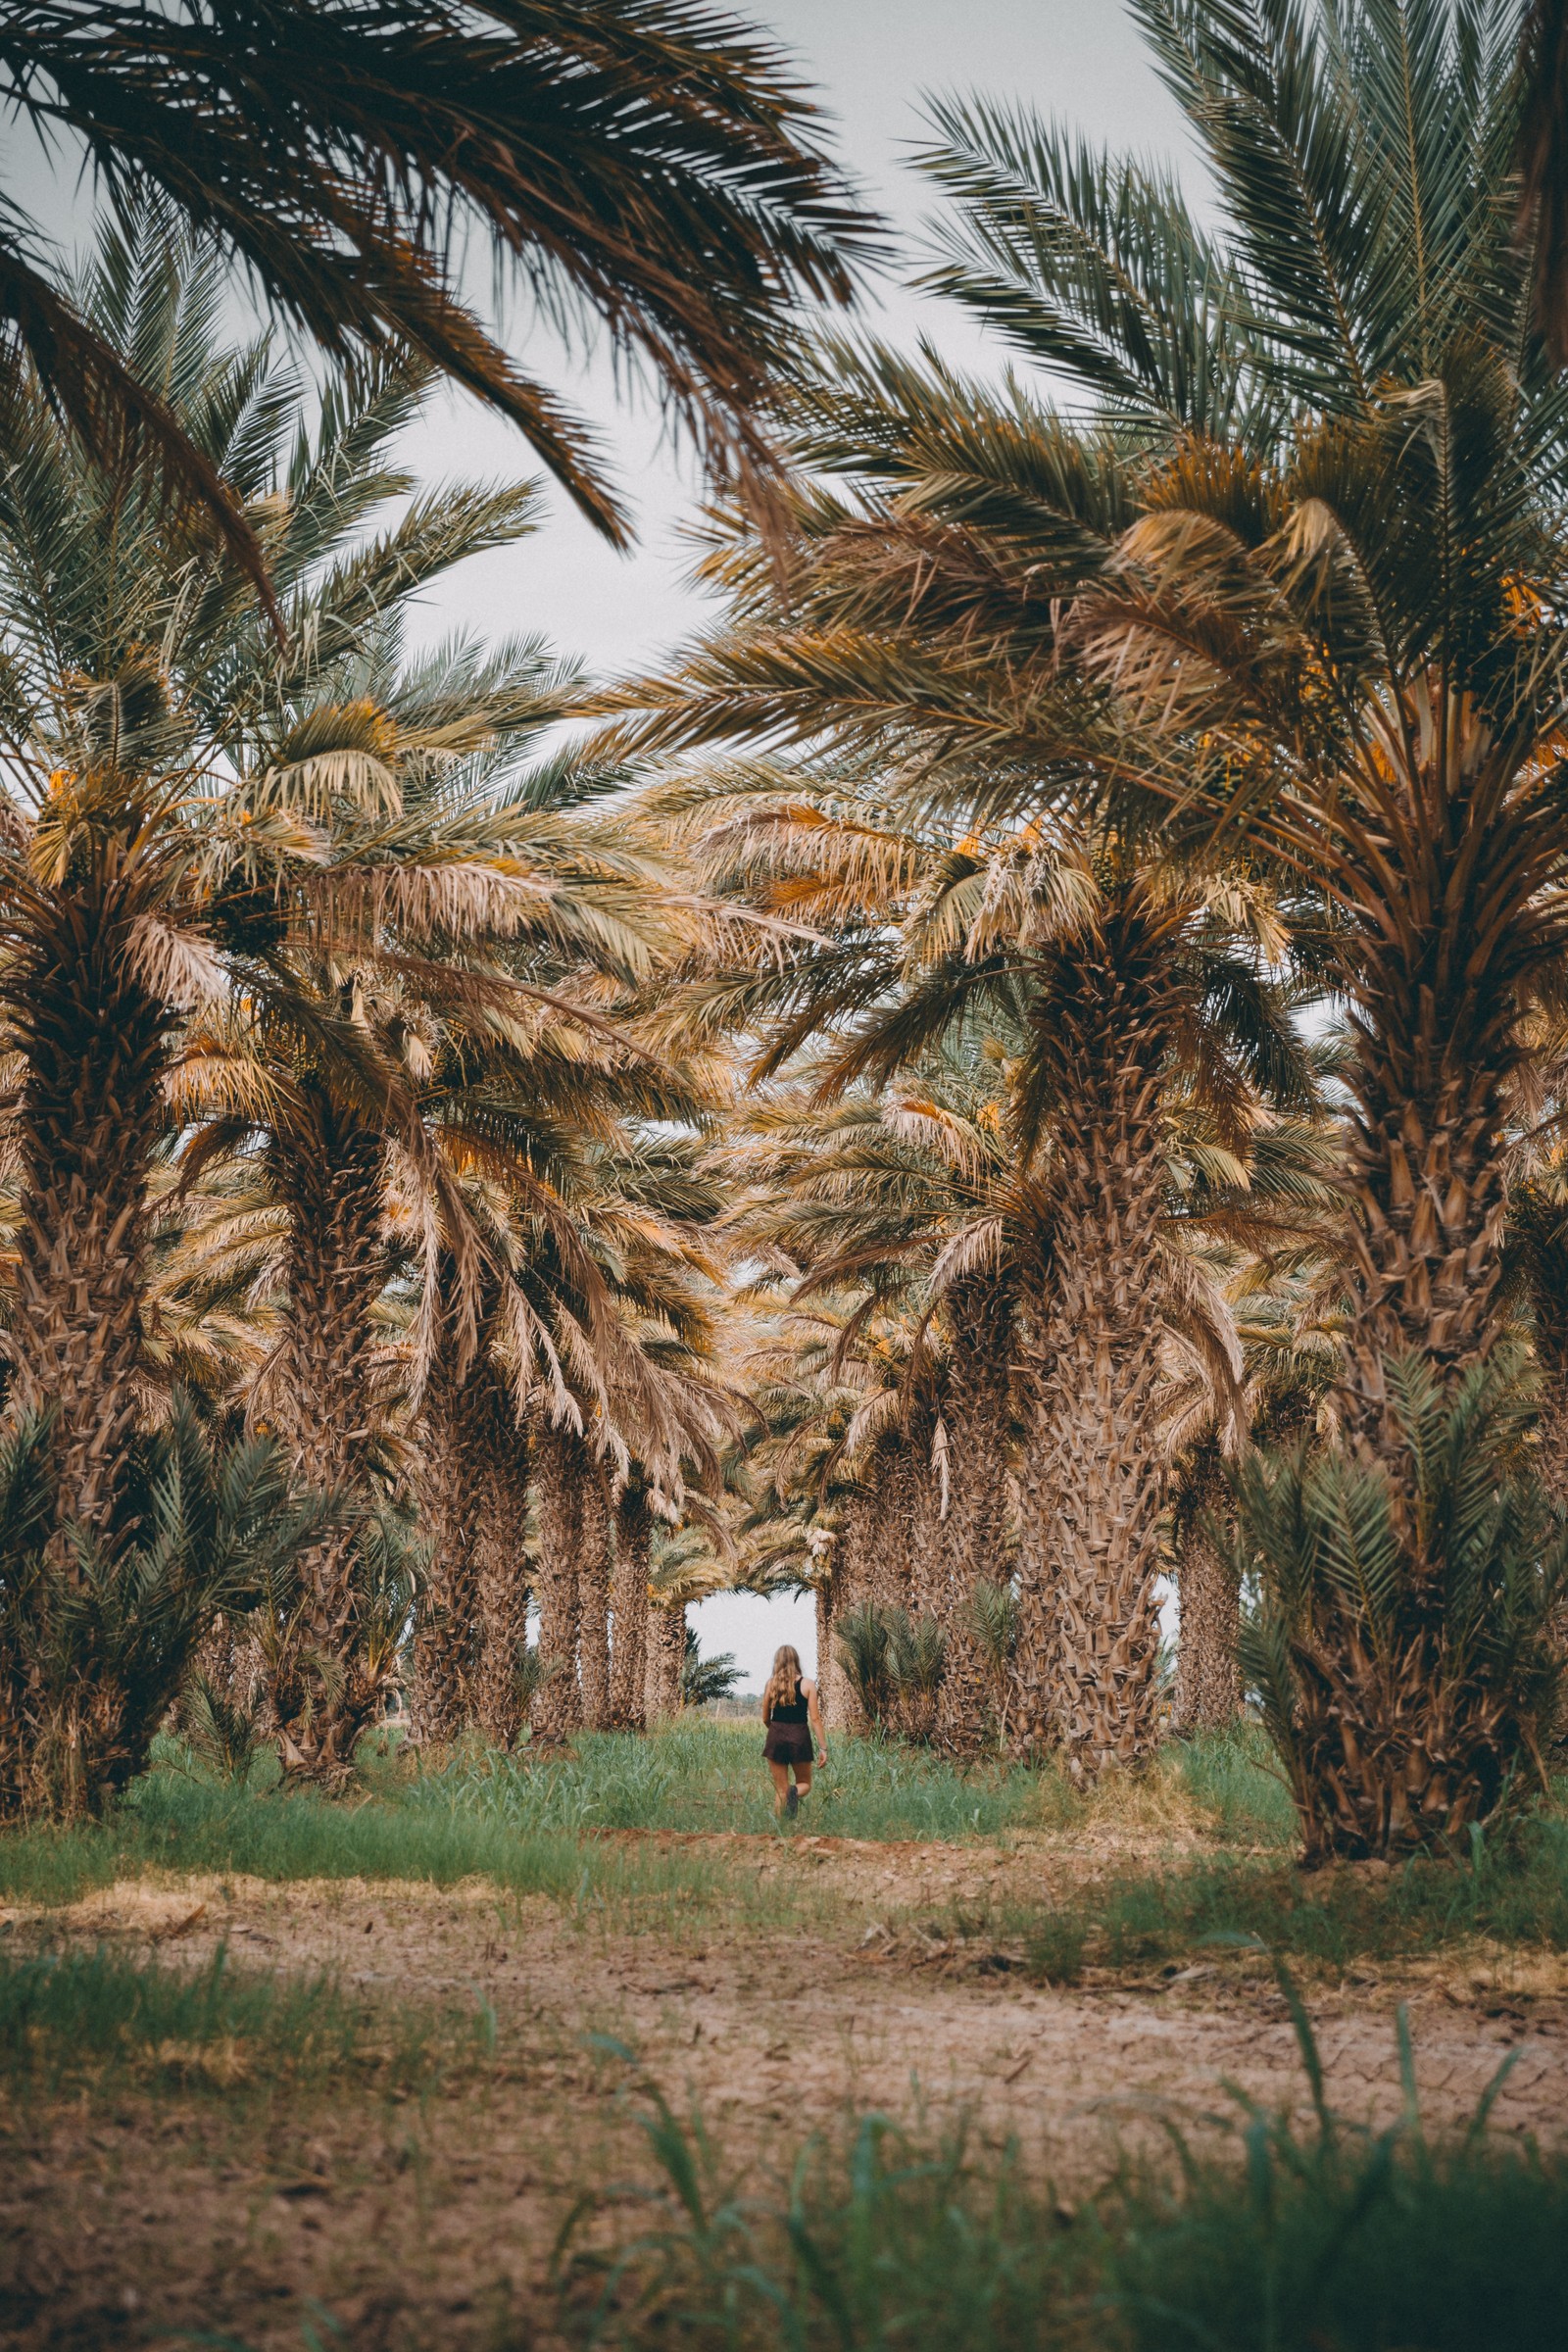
[761,1643,826,1820]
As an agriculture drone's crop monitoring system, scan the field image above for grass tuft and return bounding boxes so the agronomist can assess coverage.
[952,1809,1568,1984]
[557,1998,1568,2352]
[0,1942,491,2098]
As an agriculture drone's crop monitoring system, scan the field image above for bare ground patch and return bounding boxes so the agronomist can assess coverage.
[3,1834,1568,2350]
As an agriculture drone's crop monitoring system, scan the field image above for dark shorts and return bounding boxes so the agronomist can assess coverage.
[763,1723,813,1766]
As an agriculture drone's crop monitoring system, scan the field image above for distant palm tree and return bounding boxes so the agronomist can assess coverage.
[681,1628,742,1709]
[0,0,876,564]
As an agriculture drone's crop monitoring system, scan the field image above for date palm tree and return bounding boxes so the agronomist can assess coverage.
[0,210,681,1777]
[903,0,1568,1843]
[0,0,876,564]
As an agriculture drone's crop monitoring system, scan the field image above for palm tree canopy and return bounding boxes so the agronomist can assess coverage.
[0,0,880,551]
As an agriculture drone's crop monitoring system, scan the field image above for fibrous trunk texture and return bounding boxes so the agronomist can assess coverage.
[266,1086,389,1777]
[610,1486,651,1731]
[531,1423,585,1742]
[7,858,169,1552]
[1011,906,1176,1783]
[814,1577,836,1729]
[1338,933,1511,1464]
[0,857,173,1815]
[935,1281,1013,1754]
[1171,1442,1240,1735]
[905,1405,945,1617]
[576,1464,612,1732]
[475,1414,531,1749]
[830,1476,882,1734]
[1293,716,1529,1852]
[413,1305,507,1743]
[646,1604,685,1721]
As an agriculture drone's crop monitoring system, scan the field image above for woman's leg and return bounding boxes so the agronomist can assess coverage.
[767,1760,792,1816]
[793,1762,812,1803]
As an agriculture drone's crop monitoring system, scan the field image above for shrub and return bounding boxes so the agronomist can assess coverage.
[1235,1351,1568,1861]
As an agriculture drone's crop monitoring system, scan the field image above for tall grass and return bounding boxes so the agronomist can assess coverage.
[956,1811,1568,1984]
[558,1994,1568,2352]
[0,1724,1063,1910]
[421,1721,1054,1844]
[0,1942,492,2097]
[1169,1720,1298,1845]
[0,1761,775,1929]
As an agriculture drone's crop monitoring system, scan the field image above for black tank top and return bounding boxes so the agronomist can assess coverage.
[768,1683,808,1724]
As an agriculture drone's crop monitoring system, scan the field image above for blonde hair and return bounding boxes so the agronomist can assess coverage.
[762,1643,805,1720]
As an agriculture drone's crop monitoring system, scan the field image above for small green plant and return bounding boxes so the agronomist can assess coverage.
[964,1577,1018,1748]
[556,1976,1568,2352]
[835,1602,897,1727]
[0,1942,492,2098]
[836,1605,948,1740]
[886,1609,947,1742]
[0,1394,338,1822]
[1236,1350,1568,1862]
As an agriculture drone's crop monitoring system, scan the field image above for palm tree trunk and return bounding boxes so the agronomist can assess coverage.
[831,1476,881,1734]
[531,1423,584,1742]
[1171,1444,1240,1735]
[1173,1524,1241,1734]
[610,1484,651,1731]
[814,1575,836,1728]
[7,864,170,1553]
[935,1280,1013,1753]
[880,1438,920,1614]
[577,1460,612,1732]
[646,1603,685,1720]
[267,1084,389,1776]
[1339,980,1513,1458]
[413,1310,506,1742]
[1011,913,1176,1784]
[475,1413,531,1748]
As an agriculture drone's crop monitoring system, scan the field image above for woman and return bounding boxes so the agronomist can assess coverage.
[761,1643,826,1819]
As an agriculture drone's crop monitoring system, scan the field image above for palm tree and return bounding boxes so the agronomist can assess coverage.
[0,210,690,1777]
[0,0,876,560]
[915,6,1566,1436]
[899,3,1568,1843]
[620,6,1568,1835]
[718,1055,1026,1752]
[0,1392,334,1817]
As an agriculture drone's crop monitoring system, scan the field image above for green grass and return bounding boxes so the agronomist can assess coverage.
[0,1941,494,2098]
[0,1757,785,1930]
[558,2001,1568,2352]
[1168,1719,1299,1845]
[0,1723,1064,1913]
[954,1809,1568,1984]
[418,1720,1056,1844]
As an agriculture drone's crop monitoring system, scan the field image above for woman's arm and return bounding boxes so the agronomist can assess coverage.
[806,1679,827,1763]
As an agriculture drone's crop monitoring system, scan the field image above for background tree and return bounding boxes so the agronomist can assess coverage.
[0,0,877,560]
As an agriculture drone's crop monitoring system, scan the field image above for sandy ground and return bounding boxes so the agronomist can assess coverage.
[4,1834,1568,2350]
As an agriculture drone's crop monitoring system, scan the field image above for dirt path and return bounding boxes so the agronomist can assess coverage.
[4,1841,1568,2350]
